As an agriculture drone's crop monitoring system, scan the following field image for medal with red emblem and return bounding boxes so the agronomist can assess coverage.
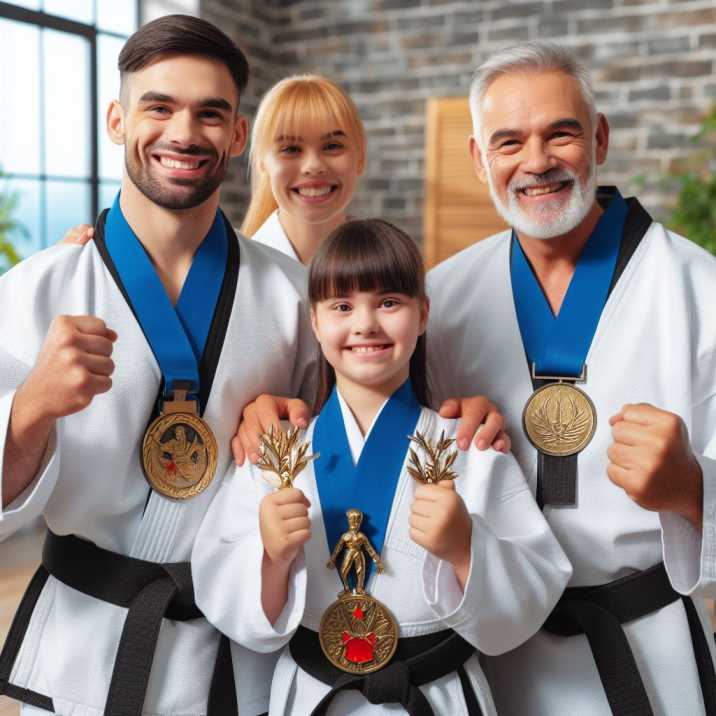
[142,388,218,501]
[319,508,398,674]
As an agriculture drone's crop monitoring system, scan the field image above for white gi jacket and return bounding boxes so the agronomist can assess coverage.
[192,394,572,715]
[252,211,300,262]
[0,227,317,716]
[427,215,716,715]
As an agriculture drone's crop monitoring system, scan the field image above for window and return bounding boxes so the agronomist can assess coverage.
[0,0,138,258]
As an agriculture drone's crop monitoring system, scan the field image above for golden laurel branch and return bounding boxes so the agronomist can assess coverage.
[407,430,458,484]
[256,425,319,489]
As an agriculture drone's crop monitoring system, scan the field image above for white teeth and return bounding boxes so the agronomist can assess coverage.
[297,185,332,197]
[159,156,201,170]
[351,345,386,353]
[523,182,565,197]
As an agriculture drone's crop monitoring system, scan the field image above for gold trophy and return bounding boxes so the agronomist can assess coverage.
[407,430,458,484]
[319,509,398,674]
[256,425,319,489]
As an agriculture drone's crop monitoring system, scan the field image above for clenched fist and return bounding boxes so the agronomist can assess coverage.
[409,480,472,588]
[607,403,703,529]
[259,487,311,567]
[17,315,116,426]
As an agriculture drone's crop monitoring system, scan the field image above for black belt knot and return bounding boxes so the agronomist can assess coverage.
[41,530,236,716]
[361,659,412,706]
[543,562,716,715]
[289,626,482,715]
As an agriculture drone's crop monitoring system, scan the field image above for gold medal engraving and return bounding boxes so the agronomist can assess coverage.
[142,390,217,500]
[523,383,596,457]
[256,425,319,489]
[407,430,458,484]
[320,509,398,674]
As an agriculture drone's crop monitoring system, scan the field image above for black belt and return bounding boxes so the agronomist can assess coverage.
[543,562,716,715]
[40,530,237,716]
[289,625,482,715]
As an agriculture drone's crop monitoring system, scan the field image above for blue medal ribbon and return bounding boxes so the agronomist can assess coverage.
[511,191,628,377]
[312,379,422,580]
[104,193,228,402]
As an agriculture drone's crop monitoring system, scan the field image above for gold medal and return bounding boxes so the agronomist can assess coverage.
[142,389,217,500]
[320,508,398,674]
[523,382,596,457]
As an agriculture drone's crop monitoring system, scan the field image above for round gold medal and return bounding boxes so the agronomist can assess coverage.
[142,411,218,500]
[319,592,398,674]
[523,382,596,457]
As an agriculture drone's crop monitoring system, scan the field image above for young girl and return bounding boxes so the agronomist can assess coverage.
[241,73,366,264]
[191,219,571,715]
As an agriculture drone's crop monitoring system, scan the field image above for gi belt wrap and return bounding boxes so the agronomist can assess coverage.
[289,626,482,716]
[543,562,716,716]
[41,530,236,716]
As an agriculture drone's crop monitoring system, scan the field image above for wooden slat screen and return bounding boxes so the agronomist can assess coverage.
[423,96,507,269]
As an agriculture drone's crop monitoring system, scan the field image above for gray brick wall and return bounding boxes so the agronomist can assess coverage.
[200,0,716,242]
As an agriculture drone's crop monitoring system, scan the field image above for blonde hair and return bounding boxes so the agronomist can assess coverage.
[240,74,367,237]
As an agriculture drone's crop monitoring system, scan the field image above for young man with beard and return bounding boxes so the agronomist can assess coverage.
[0,15,315,716]
[427,42,716,714]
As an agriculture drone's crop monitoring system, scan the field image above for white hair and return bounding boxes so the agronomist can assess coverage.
[469,41,597,143]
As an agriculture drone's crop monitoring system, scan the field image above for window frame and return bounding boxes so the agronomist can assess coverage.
[0,0,139,245]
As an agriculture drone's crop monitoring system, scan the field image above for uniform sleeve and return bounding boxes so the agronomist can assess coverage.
[0,351,60,541]
[661,390,716,597]
[425,274,457,409]
[421,449,572,655]
[191,457,307,653]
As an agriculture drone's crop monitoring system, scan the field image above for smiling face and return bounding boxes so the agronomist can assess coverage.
[311,289,428,397]
[108,54,248,210]
[261,123,362,226]
[470,70,608,240]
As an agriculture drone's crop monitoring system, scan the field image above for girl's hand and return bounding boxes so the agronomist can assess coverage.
[259,487,311,567]
[409,481,472,588]
[61,224,94,246]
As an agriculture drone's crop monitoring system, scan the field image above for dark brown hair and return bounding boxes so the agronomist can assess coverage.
[308,218,431,412]
[118,14,249,101]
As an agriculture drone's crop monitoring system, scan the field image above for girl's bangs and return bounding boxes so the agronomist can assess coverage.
[253,76,366,161]
[309,221,423,303]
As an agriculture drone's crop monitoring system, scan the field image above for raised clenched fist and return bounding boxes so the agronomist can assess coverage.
[18,315,117,425]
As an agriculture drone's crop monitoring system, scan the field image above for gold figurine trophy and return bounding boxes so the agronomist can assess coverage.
[319,509,398,674]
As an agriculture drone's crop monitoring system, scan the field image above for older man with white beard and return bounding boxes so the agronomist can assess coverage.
[427,41,716,715]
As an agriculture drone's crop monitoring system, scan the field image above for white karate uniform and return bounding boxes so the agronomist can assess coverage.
[192,393,572,715]
[0,231,317,716]
[427,219,716,715]
[252,210,301,262]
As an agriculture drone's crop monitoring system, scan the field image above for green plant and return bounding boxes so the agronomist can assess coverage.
[0,176,23,275]
[665,106,716,255]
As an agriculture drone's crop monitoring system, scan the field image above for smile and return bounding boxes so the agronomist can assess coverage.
[152,154,211,174]
[347,344,392,353]
[518,180,573,197]
[292,184,338,198]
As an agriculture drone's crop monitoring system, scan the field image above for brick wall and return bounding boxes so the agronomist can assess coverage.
[199,0,716,242]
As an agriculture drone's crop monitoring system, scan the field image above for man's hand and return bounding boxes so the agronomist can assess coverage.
[607,403,703,529]
[438,396,511,453]
[61,224,94,246]
[17,315,116,427]
[259,488,311,567]
[232,392,511,465]
[3,316,116,508]
[409,480,472,588]
[232,395,310,465]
